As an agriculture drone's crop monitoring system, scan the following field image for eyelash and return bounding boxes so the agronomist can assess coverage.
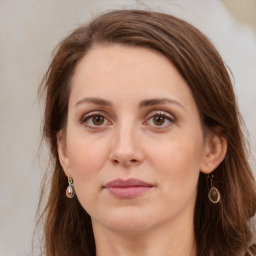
[80,111,111,130]
[144,111,175,129]
[80,110,175,130]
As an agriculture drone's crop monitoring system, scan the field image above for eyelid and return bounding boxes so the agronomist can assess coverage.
[143,110,176,128]
[80,110,112,129]
[145,110,175,120]
[79,109,176,130]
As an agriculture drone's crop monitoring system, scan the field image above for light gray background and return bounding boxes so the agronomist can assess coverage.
[0,0,255,255]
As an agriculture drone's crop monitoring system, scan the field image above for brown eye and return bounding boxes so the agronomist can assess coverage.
[153,116,165,126]
[92,116,104,125]
[81,112,111,129]
[144,111,175,129]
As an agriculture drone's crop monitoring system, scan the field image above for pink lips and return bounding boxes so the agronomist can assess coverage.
[103,178,153,199]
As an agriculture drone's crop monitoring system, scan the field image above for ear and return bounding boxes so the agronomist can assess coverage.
[57,130,71,177]
[200,131,227,174]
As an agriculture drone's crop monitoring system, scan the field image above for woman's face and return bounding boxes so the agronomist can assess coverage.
[59,45,211,233]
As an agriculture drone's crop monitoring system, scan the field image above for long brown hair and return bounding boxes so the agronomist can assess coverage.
[37,9,256,256]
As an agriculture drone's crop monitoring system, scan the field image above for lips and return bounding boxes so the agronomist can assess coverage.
[103,178,153,199]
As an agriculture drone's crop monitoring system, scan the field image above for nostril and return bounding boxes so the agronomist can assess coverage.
[111,158,138,165]
[112,159,119,165]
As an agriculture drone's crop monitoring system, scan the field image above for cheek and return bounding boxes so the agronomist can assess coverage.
[66,134,110,202]
[148,134,203,196]
[149,135,203,171]
[67,129,109,171]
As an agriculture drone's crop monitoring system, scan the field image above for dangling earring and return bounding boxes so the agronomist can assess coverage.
[207,173,221,204]
[66,177,75,198]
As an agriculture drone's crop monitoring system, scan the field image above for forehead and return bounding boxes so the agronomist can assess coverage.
[69,45,195,109]
[73,44,174,79]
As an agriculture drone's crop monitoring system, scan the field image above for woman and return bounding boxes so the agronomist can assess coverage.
[37,9,256,256]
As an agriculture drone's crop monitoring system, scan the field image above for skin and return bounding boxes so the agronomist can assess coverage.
[58,45,227,256]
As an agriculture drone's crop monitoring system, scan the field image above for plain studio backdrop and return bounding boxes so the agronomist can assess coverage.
[0,0,255,255]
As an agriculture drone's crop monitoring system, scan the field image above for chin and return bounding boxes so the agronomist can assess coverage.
[96,206,158,233]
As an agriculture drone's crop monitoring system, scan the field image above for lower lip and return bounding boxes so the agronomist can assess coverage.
[105,186,152,199]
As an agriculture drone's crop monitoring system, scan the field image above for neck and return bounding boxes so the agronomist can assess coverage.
[92,215,196,256]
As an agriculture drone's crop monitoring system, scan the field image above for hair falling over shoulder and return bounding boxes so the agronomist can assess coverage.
[35,9,256,256]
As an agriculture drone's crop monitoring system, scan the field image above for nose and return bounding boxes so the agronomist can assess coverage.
[109,124,144,167]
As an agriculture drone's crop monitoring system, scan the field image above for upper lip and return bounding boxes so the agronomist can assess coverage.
[104,178,153,188]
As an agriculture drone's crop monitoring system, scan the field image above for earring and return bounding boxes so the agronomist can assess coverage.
[207,173,221,204]
[66,177,75,198]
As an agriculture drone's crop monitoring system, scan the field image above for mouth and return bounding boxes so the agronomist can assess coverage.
[103,178,154,199]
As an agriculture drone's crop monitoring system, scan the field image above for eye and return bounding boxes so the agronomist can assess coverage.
[145,111,175,129]
[80,111,111,129]
[91,116,105,125]
[152,115,166,126]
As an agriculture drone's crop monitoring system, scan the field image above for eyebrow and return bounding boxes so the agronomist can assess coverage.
[75,97,113,107]
[75,97,185,111]
[139,98,186,111]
